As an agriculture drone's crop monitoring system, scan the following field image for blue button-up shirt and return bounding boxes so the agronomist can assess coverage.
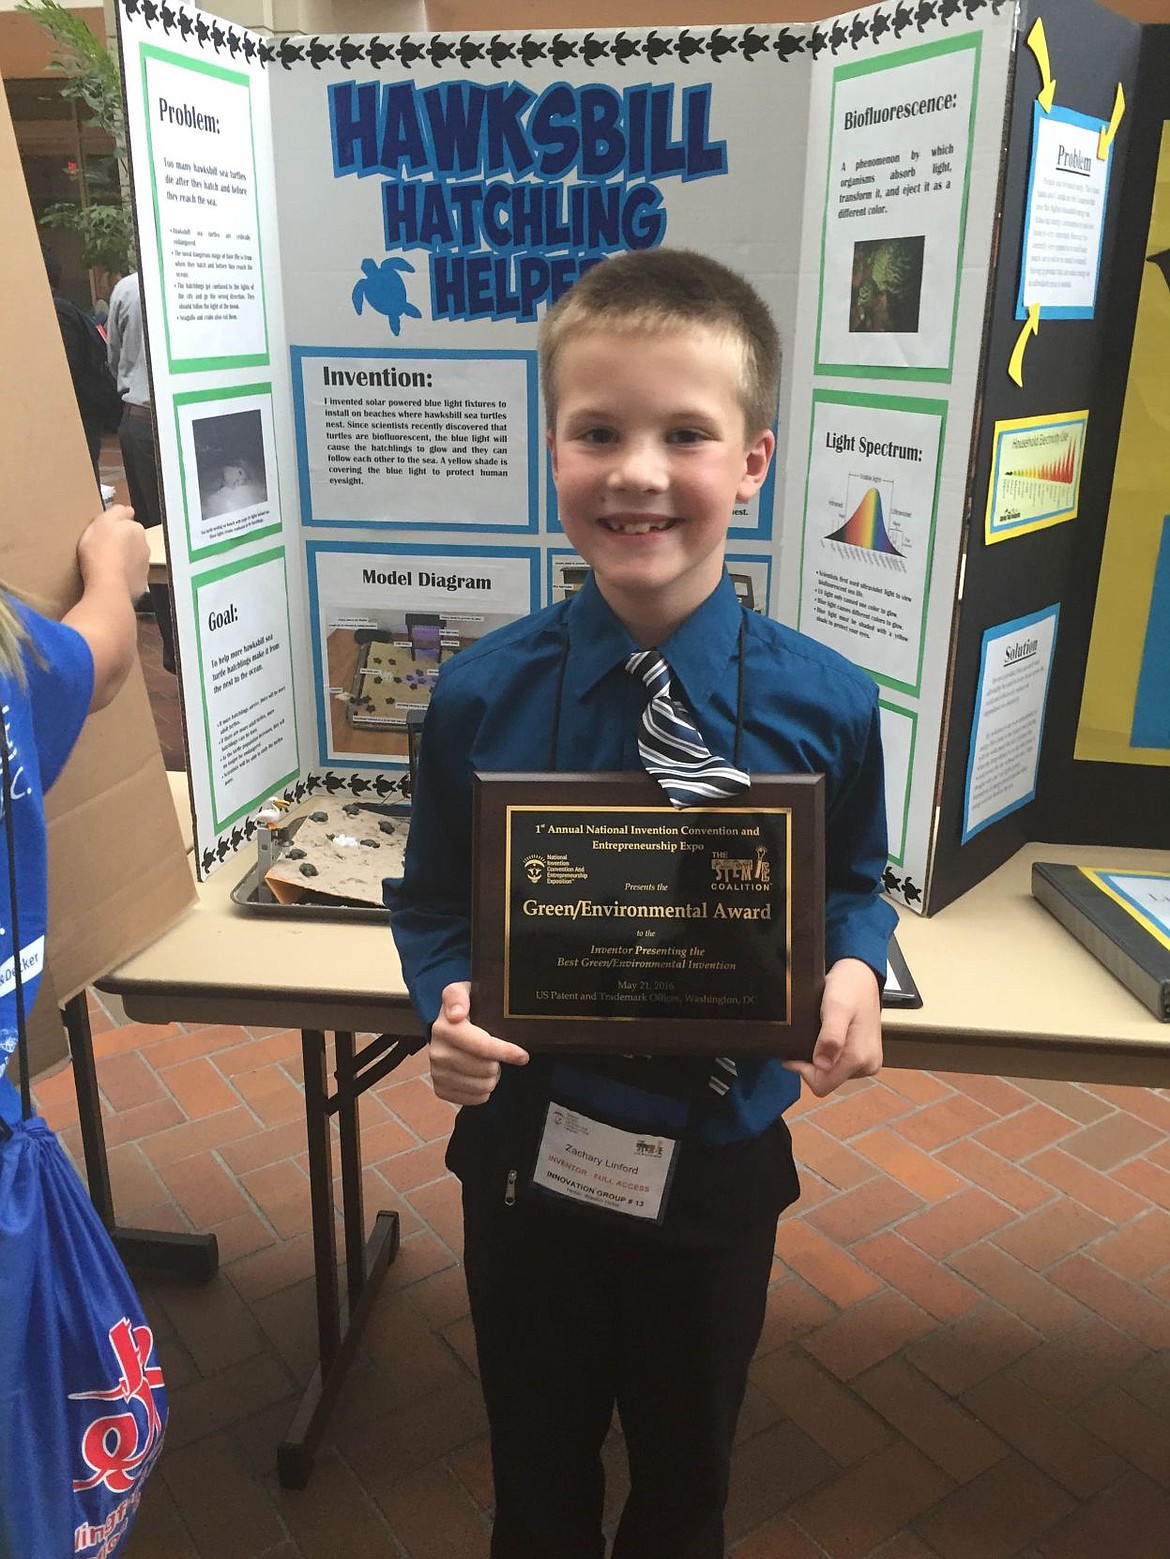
[391,571,896,1143]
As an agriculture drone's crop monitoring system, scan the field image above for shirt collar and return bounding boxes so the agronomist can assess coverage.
[566,570,743,705]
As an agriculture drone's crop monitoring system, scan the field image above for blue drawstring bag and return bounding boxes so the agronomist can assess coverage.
[0,724,166,1559]
[0,1114,168,1559]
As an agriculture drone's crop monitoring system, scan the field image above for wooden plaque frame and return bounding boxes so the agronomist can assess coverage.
[472,772,825,1057]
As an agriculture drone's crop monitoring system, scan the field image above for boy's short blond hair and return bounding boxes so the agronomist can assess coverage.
[540,248,781,439]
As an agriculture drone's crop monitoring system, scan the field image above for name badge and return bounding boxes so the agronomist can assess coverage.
[532,1101,678,1222]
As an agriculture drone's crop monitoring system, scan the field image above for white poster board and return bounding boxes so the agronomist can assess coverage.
[118,0,1016,899]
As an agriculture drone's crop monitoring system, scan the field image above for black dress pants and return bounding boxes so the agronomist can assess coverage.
[118,407,161,529]
[461,1173,776,1559]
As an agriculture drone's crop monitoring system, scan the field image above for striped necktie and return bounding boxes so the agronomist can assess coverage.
[626,650,750,809]
[625,649,746,1097]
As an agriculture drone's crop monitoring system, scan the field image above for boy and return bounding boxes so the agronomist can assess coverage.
[391,249,896,1558]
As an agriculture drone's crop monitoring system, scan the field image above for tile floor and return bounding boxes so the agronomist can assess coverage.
[54,438,1167,1558]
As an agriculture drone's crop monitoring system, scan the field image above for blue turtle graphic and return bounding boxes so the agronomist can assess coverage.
[351,257,422,335]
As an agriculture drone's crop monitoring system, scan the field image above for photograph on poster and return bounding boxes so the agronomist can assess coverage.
[326,613,515,762]
[724,555,773,616]
[962,605,1059,843]
[192,548,300,834]
[292,347,537,531]
[849,235,925,334]
[817,34,980,378]
[797,390,945,695]
[985,411,1088,543]
[308,543,538,765]
[548,551,591,604]
[194,410,267,516]
[139,46,267,371]
[174,387,281,558]
[1017,103,1113,320]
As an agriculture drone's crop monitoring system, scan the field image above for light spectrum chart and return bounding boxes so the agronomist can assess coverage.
[829,483,904,559]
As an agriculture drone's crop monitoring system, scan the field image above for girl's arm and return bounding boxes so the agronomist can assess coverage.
[61,505,149,711]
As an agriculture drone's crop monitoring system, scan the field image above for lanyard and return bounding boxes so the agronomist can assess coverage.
[0,708,31,1129]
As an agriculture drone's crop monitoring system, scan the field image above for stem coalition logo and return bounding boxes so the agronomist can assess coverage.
[329,78,729,324]
[70,1317,167,1556]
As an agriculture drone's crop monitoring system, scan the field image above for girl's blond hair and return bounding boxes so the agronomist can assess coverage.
[0,589,33,687]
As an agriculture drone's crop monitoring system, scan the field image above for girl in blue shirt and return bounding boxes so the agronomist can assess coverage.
[0,506,149,1141]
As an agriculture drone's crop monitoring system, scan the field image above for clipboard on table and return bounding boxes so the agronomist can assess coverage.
[882,933,922,1009]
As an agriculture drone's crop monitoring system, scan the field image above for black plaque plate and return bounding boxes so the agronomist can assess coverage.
[472,773,825,1058]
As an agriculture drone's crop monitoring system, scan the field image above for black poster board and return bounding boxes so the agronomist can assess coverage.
[925,0,1155,916]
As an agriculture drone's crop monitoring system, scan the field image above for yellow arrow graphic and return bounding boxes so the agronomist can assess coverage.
[1027,18,1056,113]
[1099,82,1125,159]
[1008,303,1041,387]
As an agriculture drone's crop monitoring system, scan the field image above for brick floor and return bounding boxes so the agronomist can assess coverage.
[51,537,1168,1554]
[31,987,1169,1559]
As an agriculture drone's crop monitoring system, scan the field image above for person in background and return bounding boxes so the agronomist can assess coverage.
[43,245,122,484]
[106,271,177,674]
[89,269,125,334]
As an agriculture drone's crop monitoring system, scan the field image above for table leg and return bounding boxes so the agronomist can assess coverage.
[278,1026,402,1489]
[300,1028,342,1369]
[334,1030,368,1305]
[277,1209,399,1489]
[61,995,218,1280]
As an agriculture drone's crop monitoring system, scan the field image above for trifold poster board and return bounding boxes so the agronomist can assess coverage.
[0,88,195,1075]
[935,0,1166,910]
[115,0,1164,915]
[931,1,1167,914]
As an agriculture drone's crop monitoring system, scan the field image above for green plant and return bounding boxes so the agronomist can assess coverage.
[39,196,133,272]
[18,0,135,272]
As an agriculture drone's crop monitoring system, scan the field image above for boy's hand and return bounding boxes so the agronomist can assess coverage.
[429,981,529,1107]
[783,957,882,1098]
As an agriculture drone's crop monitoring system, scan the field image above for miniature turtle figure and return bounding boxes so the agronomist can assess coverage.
[351,257,422,336]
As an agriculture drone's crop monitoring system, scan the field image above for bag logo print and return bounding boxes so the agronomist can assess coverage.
[69,1316,165,1498]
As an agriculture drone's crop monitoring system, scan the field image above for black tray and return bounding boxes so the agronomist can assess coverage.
[229,802,408,921]
[229,863,393,921]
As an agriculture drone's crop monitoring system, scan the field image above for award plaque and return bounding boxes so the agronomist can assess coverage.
[471,773,825,1058]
